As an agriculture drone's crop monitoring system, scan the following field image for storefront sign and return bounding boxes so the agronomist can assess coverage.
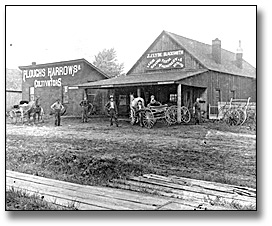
[146,50,185,70]
[22,64,81,88]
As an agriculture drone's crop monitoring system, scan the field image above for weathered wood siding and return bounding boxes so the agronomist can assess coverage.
[129,33,204,75]
[180,71,256,106]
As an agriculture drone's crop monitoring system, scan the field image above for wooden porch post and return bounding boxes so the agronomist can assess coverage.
[137,87,141,97]
[177,84,182,123]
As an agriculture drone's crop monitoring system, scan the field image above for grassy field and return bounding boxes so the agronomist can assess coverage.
[6,117,256,190]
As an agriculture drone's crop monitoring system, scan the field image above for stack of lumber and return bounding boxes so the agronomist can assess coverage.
[6,170,255,210]
[6,170,229,210]
[108,174,256,210]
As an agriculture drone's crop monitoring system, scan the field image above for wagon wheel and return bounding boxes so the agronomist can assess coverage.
[226,109,240,126]
[237,108,247,125]
[142,109,155,128]
[165,105,177,125]
[130,108,137,125]
[180,106,191,123]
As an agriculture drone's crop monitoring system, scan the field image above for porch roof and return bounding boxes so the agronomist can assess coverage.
[77,69,208,88]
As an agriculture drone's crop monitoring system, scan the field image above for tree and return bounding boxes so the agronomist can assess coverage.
[92,48,125,78]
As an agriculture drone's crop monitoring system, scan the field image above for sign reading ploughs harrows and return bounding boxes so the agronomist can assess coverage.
[146,49,185,70]
[22,64,82,88]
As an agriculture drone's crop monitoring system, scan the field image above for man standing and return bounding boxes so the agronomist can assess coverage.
[105,95,118,127]
[135,99,144,127]
[79,97,93,123]
[51,99,65,126]
[33,95,42,123]
[193,98,201,125]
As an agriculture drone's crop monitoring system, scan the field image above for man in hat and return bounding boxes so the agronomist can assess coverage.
[135,99,144,127]
[79,97,93,123]
[148,95,161,107]
[51,98,65,126]
[193,98,201,125]
[105,95,118,127]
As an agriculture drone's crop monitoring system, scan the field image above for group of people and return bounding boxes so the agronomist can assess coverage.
[49,94,203,127]
[104,94,162,127]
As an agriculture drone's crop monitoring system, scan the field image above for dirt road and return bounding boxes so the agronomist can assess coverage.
[6,117,256,188]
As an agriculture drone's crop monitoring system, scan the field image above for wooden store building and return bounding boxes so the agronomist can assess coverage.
[78,30,256,121]
[18,58,109,116]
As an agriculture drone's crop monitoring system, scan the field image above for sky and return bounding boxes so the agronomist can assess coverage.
[6,5,256,73]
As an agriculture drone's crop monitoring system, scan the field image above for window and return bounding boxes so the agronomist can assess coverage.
[215,89,221,103]
[230,90,235,99]
[119,95,127,106]
[169,94,177,103]
[87,94,96,103]
[29,87,35,101]
[62,86,69,103]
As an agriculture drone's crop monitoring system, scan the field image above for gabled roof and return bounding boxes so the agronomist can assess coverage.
[127,31,256,78]
[77,69,208,88]
[18,58,110,79]
[166,31,256,78]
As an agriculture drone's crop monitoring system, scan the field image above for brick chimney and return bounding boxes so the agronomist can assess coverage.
[235,40,243,69]
[212,38,221,64]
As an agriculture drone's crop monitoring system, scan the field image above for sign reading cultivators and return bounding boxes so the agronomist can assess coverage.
[146,49,185,70]
[22,64,82,88]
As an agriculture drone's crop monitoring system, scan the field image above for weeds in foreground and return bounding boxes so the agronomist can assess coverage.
[6,187,78,210]
[203,195,256,210]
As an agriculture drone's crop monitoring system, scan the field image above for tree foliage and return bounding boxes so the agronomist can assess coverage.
[93,48,125,78]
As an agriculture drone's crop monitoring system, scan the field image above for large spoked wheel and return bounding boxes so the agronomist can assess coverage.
[226,109,240,126]
[237,108,247,125]
[165,105,177,125]
[142,109,155,129]
[130,108,137,125]
[180,106,191,123]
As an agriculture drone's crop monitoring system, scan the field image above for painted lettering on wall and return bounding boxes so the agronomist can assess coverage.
[146,50,185,70]
[22,64,81,88]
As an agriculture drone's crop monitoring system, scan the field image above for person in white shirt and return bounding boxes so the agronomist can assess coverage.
[51,99,64,126]
[105,95,118,127]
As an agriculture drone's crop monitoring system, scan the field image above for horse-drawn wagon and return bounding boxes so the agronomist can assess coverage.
[130,96,191,129]
[7,100,44,124]
[208,97,256,126]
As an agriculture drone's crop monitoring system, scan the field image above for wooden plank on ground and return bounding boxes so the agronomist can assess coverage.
[108,182,231,210]
[124,177,255,204]
[7,170,201,210]
[6,170,173,208]
[140,175,256,199]
[6,184,106,210]
[108,173,256,209]
[7,177,134,210]
[154,174,256,193]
